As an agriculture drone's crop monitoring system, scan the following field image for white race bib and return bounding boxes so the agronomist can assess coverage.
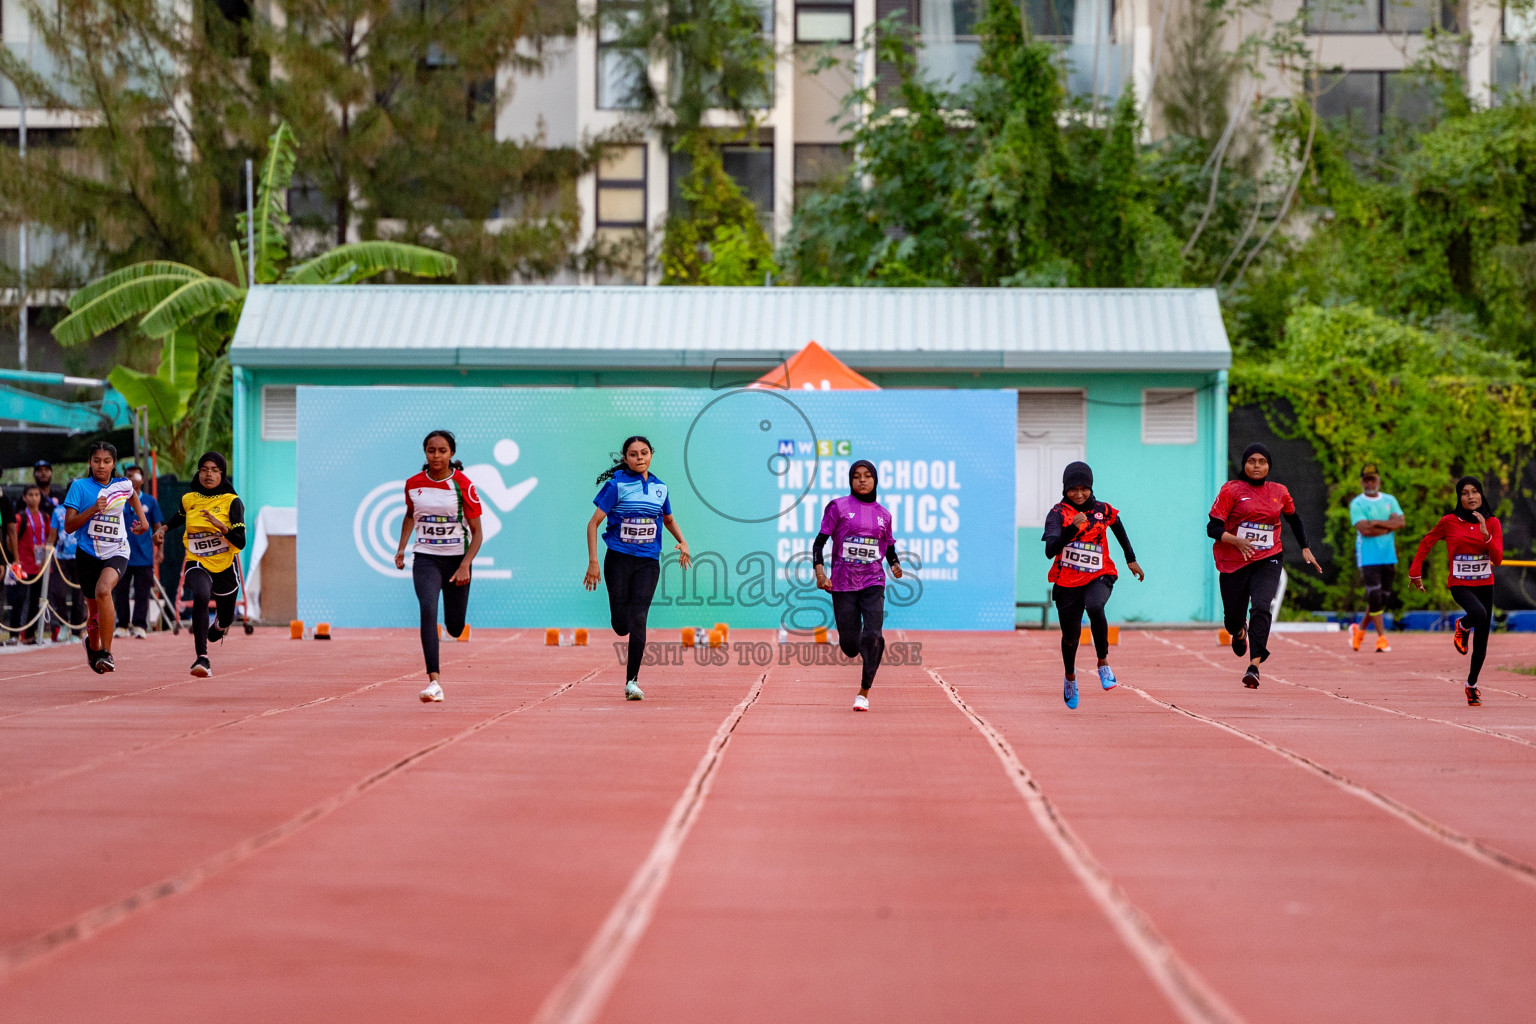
[1452,554,1492,581]
[1061,540,1104,572]
[187,530,230,557]
[620,518,658,544]
[1238,521,1277,550]
[415,513,463,547]
[88,515,124,545]
[840,536,881,565]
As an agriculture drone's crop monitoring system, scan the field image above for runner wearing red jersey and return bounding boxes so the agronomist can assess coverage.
[1042,462,1143,710]
[1207,443,1322,689]
[1409,476,1502,706]
[394,430,484,703]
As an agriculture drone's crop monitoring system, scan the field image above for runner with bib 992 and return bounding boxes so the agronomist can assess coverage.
[585,436,691,702]
[62,441,152,673]
[1208,443,1322,690]
[1042,462,1143,710]
[1408,476,1501,707]
[395,430,484,704]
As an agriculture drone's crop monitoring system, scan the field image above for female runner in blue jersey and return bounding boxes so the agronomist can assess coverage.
[584,436,691,701]
[62,441,152,673]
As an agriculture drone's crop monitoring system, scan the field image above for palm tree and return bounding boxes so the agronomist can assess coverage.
[52,122,458,472]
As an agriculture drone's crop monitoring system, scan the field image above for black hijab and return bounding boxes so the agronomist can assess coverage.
[192,451,237,497]
[1239,443,1272,486]
[1061,461,1094,512]
[849,460,878,504]
[1451,475,1484,523]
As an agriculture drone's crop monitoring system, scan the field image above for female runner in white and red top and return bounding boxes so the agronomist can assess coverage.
[394,429,484,703]
[1409,475,1502,706]
[1207,442,1322,690]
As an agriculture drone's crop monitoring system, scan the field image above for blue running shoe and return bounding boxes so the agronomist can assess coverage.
[1098,665,1117,690]
[1063,676,1079,710]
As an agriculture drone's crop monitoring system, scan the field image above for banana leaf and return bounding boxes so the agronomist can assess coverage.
[138,277,245,339]
[64,261,204,312]
[53,273,209,347]
[284,241,458,285]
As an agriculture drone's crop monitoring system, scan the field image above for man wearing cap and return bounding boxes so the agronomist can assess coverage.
[1349,465,1405,653]
[33,460,66,512]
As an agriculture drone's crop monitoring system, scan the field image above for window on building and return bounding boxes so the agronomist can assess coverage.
[1141,389,1198,445]
[262,386,298,442]
[598,1,646,110]
[796,0,855,42]
[1315,70,1437,136]
[287,176,336,226]
[596,145,647,229]
[670,144,775,222]
[1305,0,1449,33]
[793,144,852,205]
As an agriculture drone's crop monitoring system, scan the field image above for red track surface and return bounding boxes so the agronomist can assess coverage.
[2,627,1535,1023]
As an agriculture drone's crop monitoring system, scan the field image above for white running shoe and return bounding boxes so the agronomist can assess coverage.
[853,694,870,712]
[131,626,147,639]
[625,680,644,701]
[419,681,444,703]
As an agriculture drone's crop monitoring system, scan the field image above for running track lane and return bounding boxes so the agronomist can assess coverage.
[0,634,769,1023]
[577,647,1190,1024]
[941,628,1536,1024]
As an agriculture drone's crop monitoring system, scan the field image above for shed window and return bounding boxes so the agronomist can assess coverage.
[1141,388,1197,445]
[262,385,297,441]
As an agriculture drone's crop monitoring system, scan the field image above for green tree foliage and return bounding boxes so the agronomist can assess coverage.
[660,138,778,285]
[1232,303,1536,609]
[778,1,1183,287]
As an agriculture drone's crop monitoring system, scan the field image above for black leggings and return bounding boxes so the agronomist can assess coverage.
[605,549,660,681]
[1450,585,1493,686]
[414,552,470,675]
[1219,556,1283,662]
[1054,577,1113,676]
[114,564,155,630]
[186,564,238,658]
[832,585,886,689]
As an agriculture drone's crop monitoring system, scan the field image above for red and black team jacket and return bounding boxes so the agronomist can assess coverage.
[1043,500,1136,588]
[1410,514,1503,589]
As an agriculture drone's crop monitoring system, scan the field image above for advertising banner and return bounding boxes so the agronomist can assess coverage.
[297,387,1016,631]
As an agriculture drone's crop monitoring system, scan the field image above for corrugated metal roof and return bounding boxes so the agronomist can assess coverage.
[230,285,1230,371]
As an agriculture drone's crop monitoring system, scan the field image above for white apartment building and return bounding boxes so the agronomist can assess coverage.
[4,0,1535,292]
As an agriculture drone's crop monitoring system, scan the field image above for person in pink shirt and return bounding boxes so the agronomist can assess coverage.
[813,460,903,712]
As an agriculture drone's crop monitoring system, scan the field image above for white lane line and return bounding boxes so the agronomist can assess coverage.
[1133,634,1536,891]
[928,668,1247,1024]
[531,671,767,1024]
[0,664,590,983]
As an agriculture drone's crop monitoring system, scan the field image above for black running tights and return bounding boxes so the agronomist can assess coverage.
[605,549,660,681]
[832,585,886,689]
[414,552,470,675]
[1054,577,1113,676]
[1450,585,1493,686]
[1219,556,1283,663]
[187,565,238,658]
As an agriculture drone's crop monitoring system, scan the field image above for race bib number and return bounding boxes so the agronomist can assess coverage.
[415,514,463,547]
[1237,521,1277,550]
[88,515,124,544]
[840,536,881,565]
[187,531,230,557]
[620,518,658,544]
[1452,554,1492,581]
[1061,541,1104,573]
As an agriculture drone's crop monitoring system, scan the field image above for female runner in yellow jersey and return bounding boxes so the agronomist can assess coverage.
[156,452,246,677]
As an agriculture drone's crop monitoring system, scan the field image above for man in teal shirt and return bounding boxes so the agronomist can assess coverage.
[1349,464,1404,652]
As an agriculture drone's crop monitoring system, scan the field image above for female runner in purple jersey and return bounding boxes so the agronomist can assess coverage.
[812,460,903,712]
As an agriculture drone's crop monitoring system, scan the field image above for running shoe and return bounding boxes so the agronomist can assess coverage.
[853,694,870,712]
[113,627,129,638]
[1465,686,1481,706]
[1375,635,1391,653]
[1351,622,1364,651]
[625,680,644,701]
[131,626,147,639]
[1242,664,1261,689]
[1098,665,1117,690]
[208,622,227,645]
[1063,676,1079,710]
[84,638,102,669]
[420,681,444,703]
[1453,618,1469,656]
[96,651,116,674]
[1230,629,1247,658]
[190,657,212,678]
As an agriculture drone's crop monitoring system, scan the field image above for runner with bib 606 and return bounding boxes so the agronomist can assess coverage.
[62,442,153,673]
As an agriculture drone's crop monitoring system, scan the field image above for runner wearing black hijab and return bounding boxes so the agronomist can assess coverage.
[1409,476,1502,706]
[1042,462,1144,710]
[156,452,245,677]
[1208,443,1322,689]
[814,460,901,711]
